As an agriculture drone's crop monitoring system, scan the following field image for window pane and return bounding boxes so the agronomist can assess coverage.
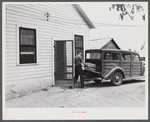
[20,54,36,64]
[24,37,29,44]
[133,54,140,61]
[75,36,83,48]
[112,53,120,60]
[86,53,101,59]
[75,35,83,57]
[122,53,131,61]
[20,37,24,45]
[104,53,112,60]
[29,38,35,45]
[21,29,25,35]
[24,30,29,36]
[19,27,36,64]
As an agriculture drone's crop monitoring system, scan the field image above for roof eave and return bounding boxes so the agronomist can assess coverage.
[73,4,95,29]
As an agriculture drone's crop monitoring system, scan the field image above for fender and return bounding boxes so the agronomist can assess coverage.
[103,66,125,80]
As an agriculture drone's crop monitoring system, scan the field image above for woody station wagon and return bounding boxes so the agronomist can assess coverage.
[83,49,145,86]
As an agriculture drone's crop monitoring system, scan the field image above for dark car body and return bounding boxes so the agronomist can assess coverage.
[83,49,145,86]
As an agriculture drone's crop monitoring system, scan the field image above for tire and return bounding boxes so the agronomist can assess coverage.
[111,72,123,86]
[94,80,102,83]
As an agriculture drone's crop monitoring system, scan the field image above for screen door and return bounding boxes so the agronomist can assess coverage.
[54,40,74,86]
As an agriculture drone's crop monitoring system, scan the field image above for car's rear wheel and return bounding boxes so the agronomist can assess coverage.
[94,80,102,83]
[111,72,123,86]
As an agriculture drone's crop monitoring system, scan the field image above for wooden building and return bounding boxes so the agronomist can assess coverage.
[89,38,120,50]
[3,3,95,99]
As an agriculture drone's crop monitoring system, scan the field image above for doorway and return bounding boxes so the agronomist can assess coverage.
[54,40,74,86]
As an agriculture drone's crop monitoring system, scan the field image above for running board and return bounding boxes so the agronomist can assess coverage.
[123,76,145,81]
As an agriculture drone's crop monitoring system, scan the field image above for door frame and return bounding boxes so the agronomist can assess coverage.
[53,40,74,86]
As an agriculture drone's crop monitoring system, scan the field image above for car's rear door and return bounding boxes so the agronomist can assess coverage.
[102,51,120,75]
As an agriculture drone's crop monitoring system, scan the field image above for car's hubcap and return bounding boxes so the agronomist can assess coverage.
[115,76,120,82]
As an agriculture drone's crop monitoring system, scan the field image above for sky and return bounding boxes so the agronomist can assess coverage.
[79,2,148,51]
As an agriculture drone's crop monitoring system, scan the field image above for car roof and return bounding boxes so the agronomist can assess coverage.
[85,49,139,55]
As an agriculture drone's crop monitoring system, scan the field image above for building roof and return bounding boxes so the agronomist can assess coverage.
[73,4,95,29]
[89,38,120,49]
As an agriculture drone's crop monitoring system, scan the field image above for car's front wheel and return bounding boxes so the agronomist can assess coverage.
[111,72,123,86]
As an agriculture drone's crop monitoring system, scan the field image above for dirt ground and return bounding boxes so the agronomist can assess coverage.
[6,79,145,108]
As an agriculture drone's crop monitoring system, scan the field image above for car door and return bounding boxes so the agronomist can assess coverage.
[103,51,120,75]
[121,52,132,77]
[132,53,141,76]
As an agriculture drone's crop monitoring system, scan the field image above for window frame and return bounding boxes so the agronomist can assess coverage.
[103,52,120,61]
[17,24,38,65]
[132,53,140,62]
[74,35,84,58]
[86,52,101,59]
[121,53,131,62]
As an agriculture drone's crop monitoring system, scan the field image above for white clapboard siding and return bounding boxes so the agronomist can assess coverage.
[5,5,88,29]
[6,4,85,24]
[6,74,53,82]
[5,4,90,85]
[6,15,87,33]
[6,69,52,78]
[5,63,53,70]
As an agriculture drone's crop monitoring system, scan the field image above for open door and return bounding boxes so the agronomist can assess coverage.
[54,40,74,87]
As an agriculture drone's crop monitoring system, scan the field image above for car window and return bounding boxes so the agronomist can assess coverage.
[86,53,101,59]
[104,52,112,60]
[112,53,120,60]
[104,52,120,60]
[122,53,131,61]
[133,54,140,61]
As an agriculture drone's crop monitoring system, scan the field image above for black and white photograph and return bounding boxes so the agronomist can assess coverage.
[2,2,148,120]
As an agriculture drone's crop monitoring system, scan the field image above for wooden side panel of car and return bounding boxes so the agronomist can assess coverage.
[103,62,120,75]
[121,62,131,77]
[132,62,141,76]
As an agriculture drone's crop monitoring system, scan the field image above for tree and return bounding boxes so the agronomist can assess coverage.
[109,4,145,21]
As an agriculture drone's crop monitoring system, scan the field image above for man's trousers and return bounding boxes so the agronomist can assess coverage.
[74,64,84,88]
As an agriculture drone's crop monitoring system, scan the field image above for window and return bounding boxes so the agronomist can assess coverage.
[112,53,120,60]
[75,35,83,57]
[121,53,131,61]
[133,54,140,61]
[19,27,37,64]
[86,53,101,59]
[104,52,120,60]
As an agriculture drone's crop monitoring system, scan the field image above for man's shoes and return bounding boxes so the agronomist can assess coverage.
[70,86,75,89]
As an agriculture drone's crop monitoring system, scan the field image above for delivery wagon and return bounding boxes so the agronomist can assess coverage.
[83,49,145,86]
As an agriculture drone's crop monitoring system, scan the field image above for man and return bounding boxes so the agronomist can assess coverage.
[73,51,87,88]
